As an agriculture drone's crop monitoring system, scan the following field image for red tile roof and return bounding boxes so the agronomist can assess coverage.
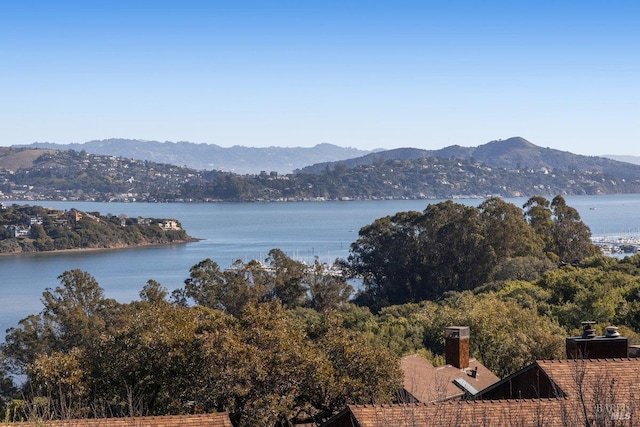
[326,395,640,427]
[323,358,640,426]
[328,400,569,427]
[478,358,640,401]
[400,354,499,402]
[537,358,640,400]
[2,413,233,427]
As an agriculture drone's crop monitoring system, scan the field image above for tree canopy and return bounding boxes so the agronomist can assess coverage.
[349,196,598,310]
[2,196,639,426]
[0,258,380,426]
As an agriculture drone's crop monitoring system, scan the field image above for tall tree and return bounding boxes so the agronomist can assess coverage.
[183,258,229,311]
[348,210,425,309]
[40,270,124,352]
[349,201,504,309]
[523,196,556,258]
[183,258,271,315]
[479,197,545,262]
[418,201,491,296]
[266,248,308,308]
[3,270,124,373]
[550,195,598,262]
[139,279,168,305]
[3,314,57,373]
[307,260,353,312]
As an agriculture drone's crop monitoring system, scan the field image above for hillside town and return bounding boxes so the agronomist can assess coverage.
[3,146,640,203]
[0,203,191,254]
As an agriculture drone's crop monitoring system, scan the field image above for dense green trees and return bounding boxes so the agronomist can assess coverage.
[307,260,353,312]
[349,196,598,310]
[0,258,388,426]
[184,249,353,315]
[347,210,425,309]
[2,196,640,426]
[3,270,125,373]
[523,195,597,262]
[549,195,598,262]
[2,252,640,424]
[478,197,545,262]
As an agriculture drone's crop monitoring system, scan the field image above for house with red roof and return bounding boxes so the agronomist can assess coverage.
[399,326,499,403]
[322,323,640,426]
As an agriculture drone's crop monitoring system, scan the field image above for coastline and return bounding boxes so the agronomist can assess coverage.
[0,237,201,257]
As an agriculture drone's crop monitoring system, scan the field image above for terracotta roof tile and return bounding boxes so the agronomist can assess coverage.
[342,400,571,427]
[400,354,499,402]
[536,358,640,403]
[324,359,640,426]
[2,413,233,427]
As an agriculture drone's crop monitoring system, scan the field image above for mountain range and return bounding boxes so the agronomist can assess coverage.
[21,137,638,177]
[5,136,640,201]
[22,139,373,175]
[298,137,640,180]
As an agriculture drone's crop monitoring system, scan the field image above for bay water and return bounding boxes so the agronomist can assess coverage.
[1,194,639,336]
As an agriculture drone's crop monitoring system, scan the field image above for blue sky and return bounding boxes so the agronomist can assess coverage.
[1,1,638,155]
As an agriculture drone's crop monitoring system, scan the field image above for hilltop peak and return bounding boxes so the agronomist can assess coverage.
[486,137,536,149]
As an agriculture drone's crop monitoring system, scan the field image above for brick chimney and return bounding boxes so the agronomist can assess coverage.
[566,321,628,359]
[445,326,470,369]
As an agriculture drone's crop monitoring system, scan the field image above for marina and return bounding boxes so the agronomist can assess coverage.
[592,235,640,256]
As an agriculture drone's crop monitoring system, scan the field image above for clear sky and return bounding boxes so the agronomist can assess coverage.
[1,1,638,155]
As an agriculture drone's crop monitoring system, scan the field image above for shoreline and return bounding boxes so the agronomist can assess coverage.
[0,237,201,257]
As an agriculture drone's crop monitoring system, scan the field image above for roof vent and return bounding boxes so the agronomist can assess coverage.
[605,326,621,338]
[453,377,479,396]
[581,321,596,339]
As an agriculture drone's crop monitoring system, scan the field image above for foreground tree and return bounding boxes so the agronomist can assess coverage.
[40,270,125,351]
[2,270,399,425]
[3,270,125,373]
[311,314,402,419]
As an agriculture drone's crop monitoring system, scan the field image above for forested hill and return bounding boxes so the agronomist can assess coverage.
[2,143,640,202]
[0,203,194,254]
[298,137,640,179]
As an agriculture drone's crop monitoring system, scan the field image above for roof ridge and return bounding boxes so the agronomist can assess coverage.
[537,357,640,363]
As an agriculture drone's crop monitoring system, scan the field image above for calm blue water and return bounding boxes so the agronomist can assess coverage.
[1,194,639,336]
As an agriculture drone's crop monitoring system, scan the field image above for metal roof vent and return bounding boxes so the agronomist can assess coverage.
[581,321,597,339]
[453,377,479,396]
[605,326,621,338]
